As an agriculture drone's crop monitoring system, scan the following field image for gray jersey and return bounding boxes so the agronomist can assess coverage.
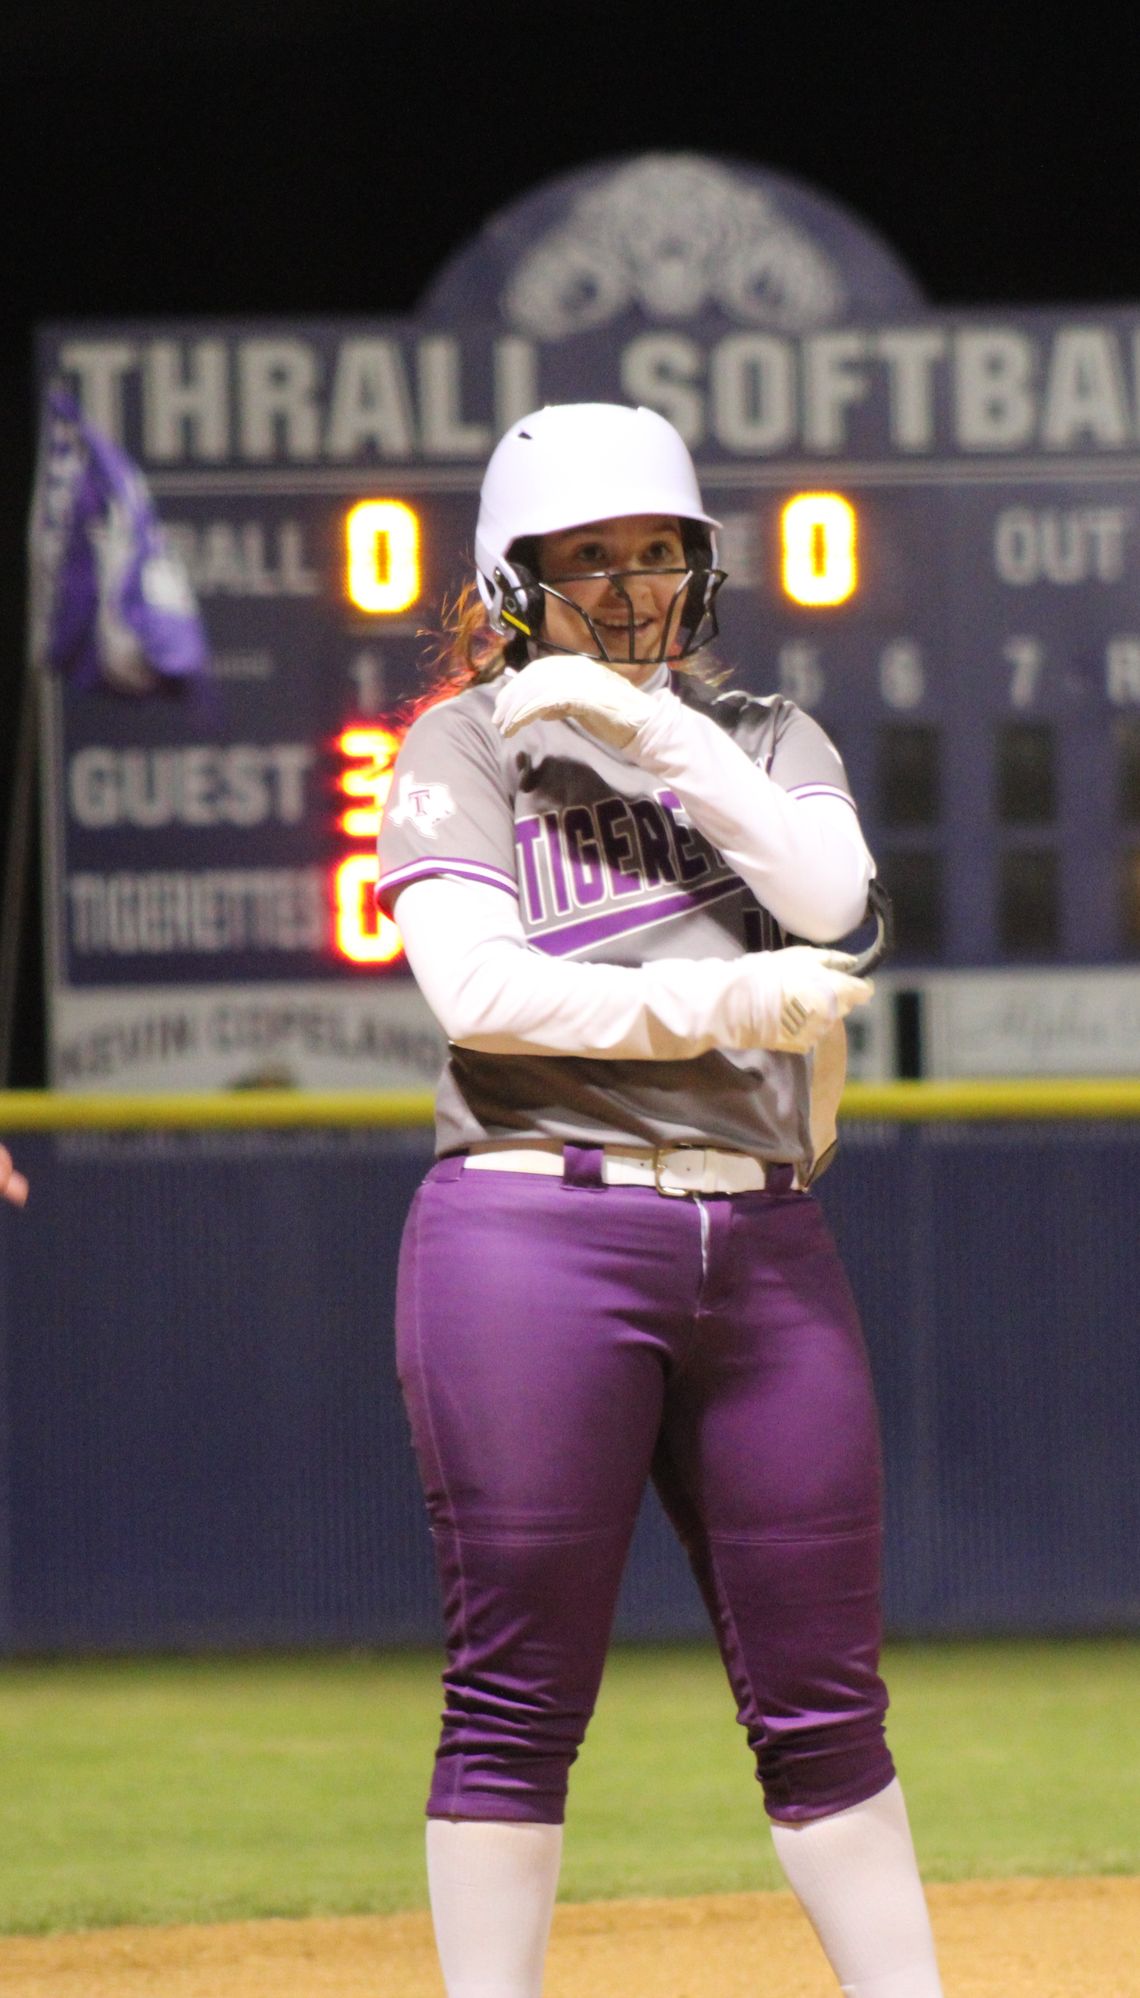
[377,675,857,1164]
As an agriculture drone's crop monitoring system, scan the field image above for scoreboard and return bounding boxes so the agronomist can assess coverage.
[34,154,1140,1089]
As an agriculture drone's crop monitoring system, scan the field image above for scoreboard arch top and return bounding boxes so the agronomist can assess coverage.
[36,152,1140,1089]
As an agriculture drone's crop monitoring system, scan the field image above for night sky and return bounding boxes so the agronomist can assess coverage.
[2,3,1138,1075]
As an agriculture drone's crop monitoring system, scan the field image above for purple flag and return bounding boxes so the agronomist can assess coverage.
[29,388,209,694]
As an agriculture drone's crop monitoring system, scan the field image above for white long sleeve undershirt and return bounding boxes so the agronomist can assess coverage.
[395,876,780,1058]
[628,685,873,941]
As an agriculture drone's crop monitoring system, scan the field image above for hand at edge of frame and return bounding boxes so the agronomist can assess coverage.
[0,1145,29,1208]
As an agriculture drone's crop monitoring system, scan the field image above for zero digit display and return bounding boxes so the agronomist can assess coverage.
[334,852,403,965]
[780,492,858,606]
[345,500,422,614]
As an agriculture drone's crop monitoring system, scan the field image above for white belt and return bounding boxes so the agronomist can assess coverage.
[462,1142,801,1198]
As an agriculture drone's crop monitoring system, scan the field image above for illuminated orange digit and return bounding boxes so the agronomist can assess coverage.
[336,726,401,837]
[331,724,406,965]
[781,493,857,607]
[346,500,421,613]
[333,853,404,965]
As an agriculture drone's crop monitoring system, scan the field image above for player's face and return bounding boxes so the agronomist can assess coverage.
[535,515,688,682]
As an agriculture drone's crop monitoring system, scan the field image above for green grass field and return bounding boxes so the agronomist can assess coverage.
[0,1640,1136,1935]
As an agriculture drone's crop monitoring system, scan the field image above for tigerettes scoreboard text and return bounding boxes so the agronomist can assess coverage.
[36,155,1140,1089]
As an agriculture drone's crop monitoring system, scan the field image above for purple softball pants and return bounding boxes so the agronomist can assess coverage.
[395,1147,895,1827]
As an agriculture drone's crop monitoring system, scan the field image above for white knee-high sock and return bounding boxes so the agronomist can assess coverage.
[769,1778,942,1998]
[425,1818,563,1998]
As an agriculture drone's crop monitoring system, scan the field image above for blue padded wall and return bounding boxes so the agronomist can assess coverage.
[1,1121,1137,1651]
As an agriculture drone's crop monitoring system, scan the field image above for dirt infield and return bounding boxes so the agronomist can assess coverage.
[0,1878,1136,1997]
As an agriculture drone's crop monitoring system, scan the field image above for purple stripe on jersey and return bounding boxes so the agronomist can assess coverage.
[531,874,740,957]
[376,857,519,909]
[787,783,856,806]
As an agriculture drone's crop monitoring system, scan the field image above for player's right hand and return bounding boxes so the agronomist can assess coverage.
[492,655,655,752]
[0,1145,28,1208]
[751,945,872,1053]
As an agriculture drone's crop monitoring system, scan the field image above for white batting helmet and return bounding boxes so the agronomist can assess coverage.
[474,403,724,661]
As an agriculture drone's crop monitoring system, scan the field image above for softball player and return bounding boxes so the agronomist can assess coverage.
[378,403,942,1998]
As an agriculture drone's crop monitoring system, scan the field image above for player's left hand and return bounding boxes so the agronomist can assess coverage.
[492,656,657,753]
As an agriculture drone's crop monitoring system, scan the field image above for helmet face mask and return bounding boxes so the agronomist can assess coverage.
[531,561,716,666]
[475,404,725,665]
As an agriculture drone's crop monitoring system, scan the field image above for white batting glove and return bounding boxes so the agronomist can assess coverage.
[748,945,873,1053]
[492,656,657,752]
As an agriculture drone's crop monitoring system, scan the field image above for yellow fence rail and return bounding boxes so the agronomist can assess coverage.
[1,1079,1139,1129]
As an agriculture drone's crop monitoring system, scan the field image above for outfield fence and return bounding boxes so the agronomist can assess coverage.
[1,1083,1137,1652]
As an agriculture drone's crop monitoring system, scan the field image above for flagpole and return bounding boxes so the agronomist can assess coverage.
[0,664,40,1086]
